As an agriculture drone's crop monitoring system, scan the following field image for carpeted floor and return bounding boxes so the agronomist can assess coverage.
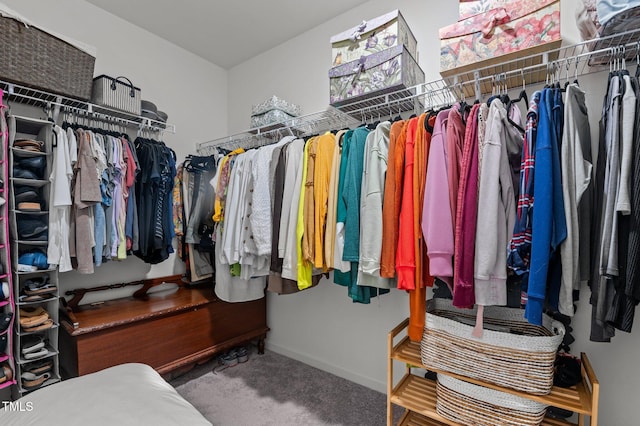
[171,346,401,426]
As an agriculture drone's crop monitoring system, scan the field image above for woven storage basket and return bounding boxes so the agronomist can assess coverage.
[0,15,95,100]
[436,374,547,426]
[421,298,564,395]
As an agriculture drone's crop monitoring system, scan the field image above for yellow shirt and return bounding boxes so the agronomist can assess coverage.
[213,148,244,222]
[302,137,317,265]
[324,131,345,269]
[297,140,313,289]
[313,132,336,270]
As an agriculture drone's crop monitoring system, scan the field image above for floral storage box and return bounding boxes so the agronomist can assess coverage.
[458,0,511,21]
[329,44,424,106]
[440,0,561,76]
[330,9,417,67]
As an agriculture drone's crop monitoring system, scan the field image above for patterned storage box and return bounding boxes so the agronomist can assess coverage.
[251,95,301,117]
[440,0,561,75]
[250,109,296,129]
[458,0,511,21]
[329,44,424,107]
[330,9,417,67]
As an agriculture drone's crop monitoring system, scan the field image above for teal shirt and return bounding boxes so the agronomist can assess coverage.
[334,130,353,287]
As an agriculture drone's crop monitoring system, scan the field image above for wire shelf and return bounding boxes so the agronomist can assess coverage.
[196,106,359,155]
[444,27,640,99]
[0,79,175,133]
[336,27,640,117]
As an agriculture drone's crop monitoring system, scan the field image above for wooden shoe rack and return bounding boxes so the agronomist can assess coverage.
[387,318,599,426]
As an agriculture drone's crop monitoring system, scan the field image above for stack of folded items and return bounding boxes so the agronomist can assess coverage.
[14,185,44,212]
[21,335,48,360]
[250,95,301,128]
[19,306,53,333]
[17,249,49,272]
[20,276,57,302]
[21,358,53,390]
[0,310,12,356]
[17,214,48,241]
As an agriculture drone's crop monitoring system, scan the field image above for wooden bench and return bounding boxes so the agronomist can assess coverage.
[59,281,268,379]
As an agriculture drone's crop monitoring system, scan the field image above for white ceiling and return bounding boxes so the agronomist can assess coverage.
[86,0,369,69]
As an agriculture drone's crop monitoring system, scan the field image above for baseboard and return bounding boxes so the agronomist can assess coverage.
[265,342,387,394]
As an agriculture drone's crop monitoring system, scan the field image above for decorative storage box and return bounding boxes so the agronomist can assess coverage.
[330,9,417,67]
[458,0,511,21]
[329,45,424,107]
[436,375,548,426]
[0,13,95,100]
[92,75,142,116]
[420,298,564,395]
[252,95,301,117]
[440,0,561,76]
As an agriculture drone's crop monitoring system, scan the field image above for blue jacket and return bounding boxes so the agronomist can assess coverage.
[525,88,567,325]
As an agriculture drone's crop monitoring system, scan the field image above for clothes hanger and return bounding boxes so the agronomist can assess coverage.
[507,71,528,129]
[635,41,640,78]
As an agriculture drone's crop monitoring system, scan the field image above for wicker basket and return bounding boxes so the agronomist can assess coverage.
[421,298,564,395]
[436,375,548,426]
[0,15,95,100]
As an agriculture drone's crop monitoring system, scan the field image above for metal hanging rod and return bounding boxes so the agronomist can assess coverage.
[0,79,175,133]
[196,106,359,155]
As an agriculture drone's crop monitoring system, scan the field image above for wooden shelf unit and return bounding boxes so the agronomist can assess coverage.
[387,318,599,426]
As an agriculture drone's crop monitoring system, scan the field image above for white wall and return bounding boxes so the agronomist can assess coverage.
[227,0,456,394]
[228,1,640,425]
[2,0,228,301]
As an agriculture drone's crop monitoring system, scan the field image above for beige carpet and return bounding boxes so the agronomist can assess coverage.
[171,346,401,426]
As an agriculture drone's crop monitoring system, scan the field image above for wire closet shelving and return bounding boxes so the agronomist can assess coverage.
[196,107,360,155]
[336,27,640,120]
[197,27,640,155]
[0,79,175,133]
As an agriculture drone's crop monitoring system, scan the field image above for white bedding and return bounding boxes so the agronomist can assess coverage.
[0,363,212,426]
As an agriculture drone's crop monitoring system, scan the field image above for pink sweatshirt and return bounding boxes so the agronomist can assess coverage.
[446,106,466,230]
[422,109,454,279]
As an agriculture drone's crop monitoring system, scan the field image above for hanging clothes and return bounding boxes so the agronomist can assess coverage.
[525,89,567,325]
[334,130,353,285]
[380,120,407,278]
[324,131,345,270]
[409,113,435,342]
[341,126,388,303]
[70,129,102,274]
[396,117,419,291]
[357,121,393,289]
[47,125,73,272]
[452,104,481,309]
[616,69,640,332]
[508,92,540,307]
[559,84,593,317]
[423,109,454,284]
[475,99,520,308]
[313,132,336,271]
[133,137,176,264]
[280,139,306,282]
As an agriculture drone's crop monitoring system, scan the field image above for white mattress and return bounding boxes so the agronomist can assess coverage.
[0,363,211,426]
